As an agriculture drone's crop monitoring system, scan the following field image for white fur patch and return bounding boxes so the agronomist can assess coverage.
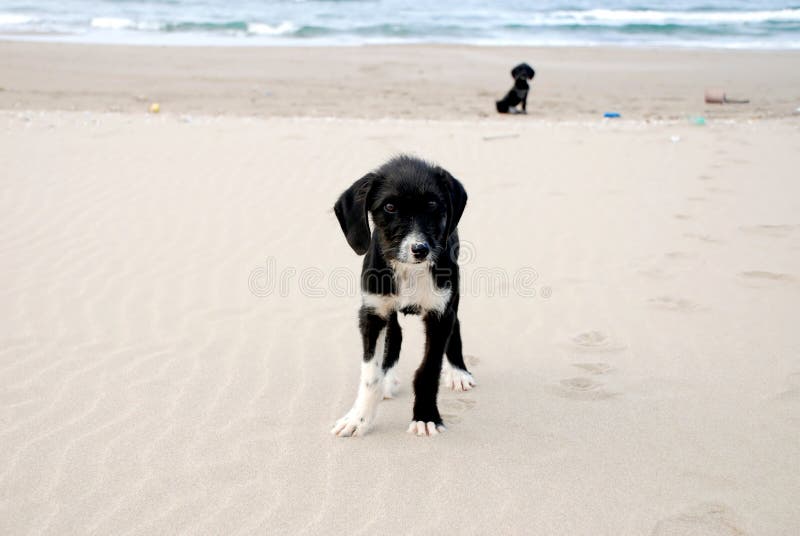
[332,328,386,437]
[407,421,446,436]
[382,367,400,399]
[362,292,395,319]
[393,261,452,315]
[441,364,476,392]
[397,231,426,263]
[362,261,452,318]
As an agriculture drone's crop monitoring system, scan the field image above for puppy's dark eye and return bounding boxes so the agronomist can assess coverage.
[384,203,397,214]
[427,201,438,211]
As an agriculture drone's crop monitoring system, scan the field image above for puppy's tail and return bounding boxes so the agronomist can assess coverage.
[496,100,509,113]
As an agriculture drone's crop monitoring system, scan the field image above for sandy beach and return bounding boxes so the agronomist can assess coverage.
[2,42,800,121]
[1,43,800,535]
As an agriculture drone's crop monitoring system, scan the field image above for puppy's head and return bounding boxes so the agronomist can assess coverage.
[511,62,535,80]
[334,155,467,264]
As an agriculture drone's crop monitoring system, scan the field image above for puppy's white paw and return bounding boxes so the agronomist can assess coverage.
[382,370,400,399]
[407,421,446,436]
[331,409,375,437]
[442,367,476,392]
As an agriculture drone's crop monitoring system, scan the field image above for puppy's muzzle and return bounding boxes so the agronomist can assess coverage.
[410,242,430,261]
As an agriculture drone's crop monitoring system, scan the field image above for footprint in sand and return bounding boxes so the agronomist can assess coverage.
[674,213,692,220]
[665,251,694,260]
[706,186,733,194]
[549,377,617,401]
[465,355,481,367]
[638,266,674,280]
[652,503,746,536]
[774,372,800,401]
[697,174,714,181]
[568,330,626,353]
[739,271,794,283]
[684,232,721,244]
[648,296,704,312]
[739,224,799,238]
[572,362,613,375]
[440,397,476,424]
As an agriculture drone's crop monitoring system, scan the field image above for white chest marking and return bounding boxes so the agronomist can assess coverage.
[362,262,452,318]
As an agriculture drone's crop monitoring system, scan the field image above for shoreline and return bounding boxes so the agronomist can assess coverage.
[3,35,800,50]
[2,41,799,121]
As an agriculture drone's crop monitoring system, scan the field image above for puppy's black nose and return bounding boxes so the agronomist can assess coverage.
[411,242,430,260]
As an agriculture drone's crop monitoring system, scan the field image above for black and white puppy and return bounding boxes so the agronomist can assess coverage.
[496,62,535,114]
[331,155,474,437]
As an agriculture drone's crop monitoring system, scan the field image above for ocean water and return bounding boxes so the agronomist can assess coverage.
[1,0,799,48]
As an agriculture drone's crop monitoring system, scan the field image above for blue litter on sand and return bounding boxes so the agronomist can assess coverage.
[604,112,621,118]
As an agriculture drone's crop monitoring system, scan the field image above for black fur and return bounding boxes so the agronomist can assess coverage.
[334,155,470,432]
[496,62,535,114]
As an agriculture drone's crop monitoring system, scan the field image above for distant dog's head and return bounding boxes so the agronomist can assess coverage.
[334,155,467,264]
[511,62,535,81]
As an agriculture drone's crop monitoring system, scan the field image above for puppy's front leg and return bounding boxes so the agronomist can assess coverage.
[332,308,387,437]
[408,310,454,436]
[382,312,402,399]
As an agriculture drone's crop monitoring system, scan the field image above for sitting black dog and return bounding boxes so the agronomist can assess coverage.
[496,63,535,114]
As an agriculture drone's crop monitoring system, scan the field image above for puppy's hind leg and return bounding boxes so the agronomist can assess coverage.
[443,317,476,392]
[332,308,387,437]
[382,312,402,399]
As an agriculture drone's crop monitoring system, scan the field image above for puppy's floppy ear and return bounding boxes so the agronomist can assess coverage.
[436,167,468,238]
[334,172,379,255]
